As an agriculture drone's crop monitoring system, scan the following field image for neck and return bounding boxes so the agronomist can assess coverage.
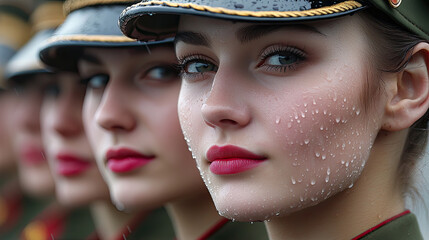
[266,130,407,240]
[90,201,145,240]
[166,190,224,240]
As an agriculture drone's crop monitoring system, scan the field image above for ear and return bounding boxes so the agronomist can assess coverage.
[382,42,429,131]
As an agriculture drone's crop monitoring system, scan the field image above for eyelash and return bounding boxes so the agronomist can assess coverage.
[80,73,109,89]
[257,45,307,72]
[177,54,216,79]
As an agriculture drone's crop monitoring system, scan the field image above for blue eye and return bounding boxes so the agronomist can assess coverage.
[44,83,60,98]
[84,74,109,90]
[145,65,179,81]
[184,60,218,74]
[266,52,300,66]
[258,46,306,73]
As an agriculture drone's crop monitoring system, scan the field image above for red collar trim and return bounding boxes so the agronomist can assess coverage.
[352,210,411,240]
[197,218,229,240]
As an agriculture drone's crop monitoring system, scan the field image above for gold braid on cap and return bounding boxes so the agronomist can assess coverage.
[31,1,65,33]
[64,0,139,14]
[45,34,136,44]
[0,13,32,49]
[130,0,362,18]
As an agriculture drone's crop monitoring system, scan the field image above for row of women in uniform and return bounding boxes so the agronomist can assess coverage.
[0,0,428,239]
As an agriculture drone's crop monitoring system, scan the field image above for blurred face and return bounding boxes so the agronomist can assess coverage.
[41,72,109,206]
[0,89,18,173]
[176,16,386,221]
[80,46,206,210]
[12,74,55,197]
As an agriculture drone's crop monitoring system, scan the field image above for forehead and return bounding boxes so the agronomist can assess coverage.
[178,15,361,40]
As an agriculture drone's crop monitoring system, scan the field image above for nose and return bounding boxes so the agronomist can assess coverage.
[52,88,84,137]
[95,81,136,132]
[201,66,251,130]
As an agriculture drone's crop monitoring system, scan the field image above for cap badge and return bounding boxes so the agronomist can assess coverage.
[389,0,402,8]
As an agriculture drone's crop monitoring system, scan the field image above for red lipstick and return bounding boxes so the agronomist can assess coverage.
[20,146,46,165]
[206,145,266,175]
[56,154,91,177]
[106,148,154,173]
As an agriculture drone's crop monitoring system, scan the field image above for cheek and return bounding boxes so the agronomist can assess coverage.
[178,82,208,160]
[82,96,103,158]
[261,71,380,205]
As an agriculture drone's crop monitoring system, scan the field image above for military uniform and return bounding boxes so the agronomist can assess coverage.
[0,180,49,240]
[20,203,95,240]
[353,210,423,240]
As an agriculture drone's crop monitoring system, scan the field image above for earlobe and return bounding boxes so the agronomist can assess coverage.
[382,42,429,131]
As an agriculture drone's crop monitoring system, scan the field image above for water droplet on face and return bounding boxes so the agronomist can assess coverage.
[348,183,354,188]
[234,3,244,8]
[311,179,316,185]
[276,212,280,216]
[315,152,320,158]
[291,177,296,185]
[325,175,330,183]
[335,117,341,123]
[304,139,310,145]
[275,116,281,124]
[321,154,326,160]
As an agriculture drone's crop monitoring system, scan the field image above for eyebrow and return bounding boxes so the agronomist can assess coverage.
[237,24,326,43]
[174,31,211,47]
[175,24,325,46]
[79,53,101,65]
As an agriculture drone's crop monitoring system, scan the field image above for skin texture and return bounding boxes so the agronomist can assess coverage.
[12,74,55,197]
[80,46,224,239]
[176,15,429,239]
[41,72,109,207]
[0,90,18,173]
[80,46,208,209]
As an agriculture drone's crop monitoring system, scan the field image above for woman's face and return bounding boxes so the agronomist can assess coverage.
[13,74,55,197]
[176,16,387,221]
[0,89,18,173]
[41,72,109,206]
[80,46,205,210]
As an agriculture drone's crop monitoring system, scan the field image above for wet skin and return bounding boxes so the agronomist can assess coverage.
[41,72,109,206]
[175,15,389,222]
[79,46,207,210]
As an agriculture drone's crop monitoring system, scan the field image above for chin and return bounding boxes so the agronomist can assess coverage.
[21,177,55,198]
[109,180,161,211]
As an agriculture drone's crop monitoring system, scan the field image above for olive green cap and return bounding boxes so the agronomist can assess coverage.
[119,0,429,42]
[39,0,173,72]
[4,0,65,82]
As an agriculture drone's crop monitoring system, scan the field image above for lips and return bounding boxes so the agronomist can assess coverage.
[106,148,154,173]
[56,154,91,177]
[206,145,267,175]
[20,146,46,165]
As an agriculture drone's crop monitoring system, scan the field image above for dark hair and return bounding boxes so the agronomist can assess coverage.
[360,9,429,202]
